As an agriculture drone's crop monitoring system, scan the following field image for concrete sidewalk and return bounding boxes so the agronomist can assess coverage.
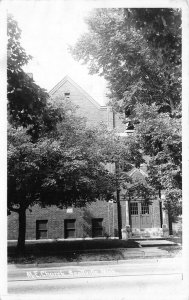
[136,239,179,247]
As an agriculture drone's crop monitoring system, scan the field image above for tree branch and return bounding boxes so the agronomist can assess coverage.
[9,207,20,213]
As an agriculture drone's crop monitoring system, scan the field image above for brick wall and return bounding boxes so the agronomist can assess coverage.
[51,80,108,127]
[151,199,161,228]
[8,200,119,240]
[8,197,162,240]
[50,77,126,133]
[8,212,18,240]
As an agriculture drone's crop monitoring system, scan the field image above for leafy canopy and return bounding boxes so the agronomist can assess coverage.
[7,14,58,140]
[71,8,182,219]
[70,8,181,116]
[8,97,119,213]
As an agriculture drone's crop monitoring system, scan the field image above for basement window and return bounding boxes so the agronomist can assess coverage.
[36,220,48,239]
[92,218,103,237]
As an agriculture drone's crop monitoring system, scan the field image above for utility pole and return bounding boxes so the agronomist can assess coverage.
[113,111,122,239]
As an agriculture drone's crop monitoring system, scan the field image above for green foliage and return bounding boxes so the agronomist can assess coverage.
[71,8,181,115]
[7,14,31,71]
[8,126,41,211]
[8,94,147,214]
[7,15,119,215]
[71,8,182,219]
[135,104,182,220]
[7,14,151,247]
[7,14,54,140]
[8,100,119,214]
[163,189,182,221]
[127,182,155,203]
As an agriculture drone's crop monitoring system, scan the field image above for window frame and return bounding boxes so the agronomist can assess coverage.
[130,202,139,215]
[64,219,76,239]
[141,202,150,215]
[36,220,48,240]
[92,218,103,238]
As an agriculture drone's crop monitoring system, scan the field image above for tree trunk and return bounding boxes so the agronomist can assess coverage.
[117,189,122,239]
[169,98,174,113]
[168,211,173,235]
[17,208,26,255]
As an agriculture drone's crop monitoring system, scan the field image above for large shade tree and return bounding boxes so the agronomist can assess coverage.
[8,99,119,253]
[7,14,142,252]
[7,14,65,252]
[71,8,182,233]
[8,94,145,250]
[7,14,60,140]
[71,8,181,115]
[135,103,182,232]
[7,14,117,252]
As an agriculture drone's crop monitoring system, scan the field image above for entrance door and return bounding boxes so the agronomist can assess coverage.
[130,202,151,229]
[130,202,140,229]
[140,202,151,228]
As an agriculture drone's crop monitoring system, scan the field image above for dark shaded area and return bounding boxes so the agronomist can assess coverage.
[8,249,134,265]
[8,239,140,264]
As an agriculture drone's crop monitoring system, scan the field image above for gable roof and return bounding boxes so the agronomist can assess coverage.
[129,167,148,178]
[49,75,105,110]
[128,167,148,186]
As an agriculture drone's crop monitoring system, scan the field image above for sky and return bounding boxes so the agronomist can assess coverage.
[7,0,108,105]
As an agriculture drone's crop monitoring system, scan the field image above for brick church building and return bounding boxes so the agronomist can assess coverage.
[8,76,169,241]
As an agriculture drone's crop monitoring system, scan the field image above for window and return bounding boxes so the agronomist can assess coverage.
[92,218,103,237]
[36,220,48,239]
[141,202,149,214]
[130,202,138,215]
[64,219,76,238]
[64,92,70,99]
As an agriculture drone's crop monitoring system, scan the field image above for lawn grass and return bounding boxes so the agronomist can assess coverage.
[8,249,140,265]
[166,235,182,245]
[158,245,182,255]
[8,239,140,264]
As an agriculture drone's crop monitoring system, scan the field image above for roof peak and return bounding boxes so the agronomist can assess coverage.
[129,167,148,178]
[49,75,106,109]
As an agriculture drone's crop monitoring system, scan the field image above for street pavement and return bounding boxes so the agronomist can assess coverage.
[7,257,187,300]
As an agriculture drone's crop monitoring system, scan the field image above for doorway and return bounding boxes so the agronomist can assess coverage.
[130,201,152,230]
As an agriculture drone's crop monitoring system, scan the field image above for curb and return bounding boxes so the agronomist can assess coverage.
[139,243,179,247]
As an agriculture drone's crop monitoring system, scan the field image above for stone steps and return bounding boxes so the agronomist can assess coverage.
[130,228,164,239]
